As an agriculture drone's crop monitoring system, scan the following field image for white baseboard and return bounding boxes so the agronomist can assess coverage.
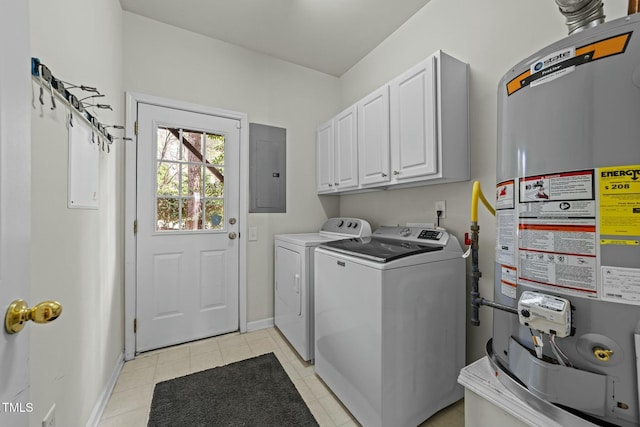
[246,317,274,332]
[85,352,125,427]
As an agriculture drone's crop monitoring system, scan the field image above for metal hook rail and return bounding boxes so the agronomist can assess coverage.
[31,57,131,153]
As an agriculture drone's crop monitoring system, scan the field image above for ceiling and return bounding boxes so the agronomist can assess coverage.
[119,0,432,77]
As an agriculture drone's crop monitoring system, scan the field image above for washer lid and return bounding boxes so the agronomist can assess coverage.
[318,237,442,263]
[276,233,346,246]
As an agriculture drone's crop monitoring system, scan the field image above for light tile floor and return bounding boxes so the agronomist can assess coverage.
[98,327,464,427]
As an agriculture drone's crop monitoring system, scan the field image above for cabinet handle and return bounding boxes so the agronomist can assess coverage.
[381,173,387,178]
[334,183,339,186]
[328,184,333,187]
[393,170,400,176]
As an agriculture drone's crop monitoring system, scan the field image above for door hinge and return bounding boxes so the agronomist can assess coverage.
[134,121,138,136]
[133,220,138,234]
[133,318,137,333]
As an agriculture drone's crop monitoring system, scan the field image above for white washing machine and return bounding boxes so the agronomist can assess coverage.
[274,217,371,361]
[314,226,465,427]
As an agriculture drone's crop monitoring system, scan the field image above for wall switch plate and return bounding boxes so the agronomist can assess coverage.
[248,226,258,241]
[42,404,55,427]
[435,200,446,219]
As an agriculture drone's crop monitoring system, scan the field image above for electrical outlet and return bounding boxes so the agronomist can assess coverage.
[435,200,446,219]
[42,404,55,427]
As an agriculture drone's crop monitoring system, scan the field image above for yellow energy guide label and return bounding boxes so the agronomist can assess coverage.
[599,165,640,236]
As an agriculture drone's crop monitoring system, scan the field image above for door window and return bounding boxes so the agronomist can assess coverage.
[155,126,225,231]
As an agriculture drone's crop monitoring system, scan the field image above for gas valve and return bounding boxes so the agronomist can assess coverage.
[593,347,614,362]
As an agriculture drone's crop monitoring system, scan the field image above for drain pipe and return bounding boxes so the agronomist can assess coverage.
[555,0,605,34]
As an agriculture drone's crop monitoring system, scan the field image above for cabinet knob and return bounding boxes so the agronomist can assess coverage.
[381,173,387,178]
[393,170,400,176]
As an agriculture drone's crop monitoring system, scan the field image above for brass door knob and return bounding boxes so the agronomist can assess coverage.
[5,299,62,334]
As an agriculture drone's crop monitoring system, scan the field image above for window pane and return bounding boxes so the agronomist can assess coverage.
[182,130,203,163]
[157,128,185,161]
[205,134,225,166]
[204,166,224,198]
[181,163,203,197]
[156,197,180,231]
[181,197,203,230]
[205,199,224,230]
[157,161,180,196]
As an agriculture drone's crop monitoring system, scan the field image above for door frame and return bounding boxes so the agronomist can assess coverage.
[124,92,248,360]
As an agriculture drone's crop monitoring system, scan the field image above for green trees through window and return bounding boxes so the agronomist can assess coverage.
[156,127,225,231]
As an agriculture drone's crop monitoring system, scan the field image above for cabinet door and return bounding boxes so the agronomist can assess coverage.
[333,106,359,191]
[390,55,438,181]
[316,119,334,193]
[358,86,390,187]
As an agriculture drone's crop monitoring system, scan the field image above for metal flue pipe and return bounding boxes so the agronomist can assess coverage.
[555,0,605,34]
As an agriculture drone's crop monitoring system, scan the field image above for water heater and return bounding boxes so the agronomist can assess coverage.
[490,10,640,427]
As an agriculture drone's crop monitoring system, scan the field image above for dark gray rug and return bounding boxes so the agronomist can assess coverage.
[147,352,319,427]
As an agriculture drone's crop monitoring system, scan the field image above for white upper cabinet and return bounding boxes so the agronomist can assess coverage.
[317,50,468,195]
[333,105,359,191]
[316,106,359,193]
[358,85,390,187]
[316,119,334,193]
[389,56,437,182]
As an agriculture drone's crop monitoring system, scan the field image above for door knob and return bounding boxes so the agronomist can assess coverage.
[5,299,63,334]
[228,232,237,240]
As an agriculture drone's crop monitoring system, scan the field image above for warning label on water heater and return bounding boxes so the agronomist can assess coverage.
[602,266,640,305]
[517,170,598,298]
[599,165,640,236]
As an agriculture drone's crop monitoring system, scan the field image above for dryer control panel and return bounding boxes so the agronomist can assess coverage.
[320,217,372,238]
[373,226,450,246]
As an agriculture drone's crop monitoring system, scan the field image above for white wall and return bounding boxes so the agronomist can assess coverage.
[29,1,124,426]
[338,0,628,362]
[122,12,341,323]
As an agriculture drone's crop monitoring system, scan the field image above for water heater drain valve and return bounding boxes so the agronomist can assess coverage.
[518,291,572,337]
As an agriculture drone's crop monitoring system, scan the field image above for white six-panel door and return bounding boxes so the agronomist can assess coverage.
[136,103,240,352]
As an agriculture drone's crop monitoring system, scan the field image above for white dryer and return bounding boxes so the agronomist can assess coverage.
[314,226,465,427]
[274,218,371,361]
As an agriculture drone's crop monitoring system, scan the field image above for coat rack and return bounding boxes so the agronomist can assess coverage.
[30,57,130,153]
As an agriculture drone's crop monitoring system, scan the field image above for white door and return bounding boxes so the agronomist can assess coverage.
[390,55,438,181]
[0,1,31,425]
[136,103,240,352]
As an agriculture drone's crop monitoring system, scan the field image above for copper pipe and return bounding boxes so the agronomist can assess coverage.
[629,0,640,15]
